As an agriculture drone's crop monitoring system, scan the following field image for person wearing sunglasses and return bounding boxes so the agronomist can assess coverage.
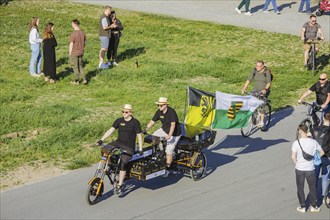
[301,14,325,67]
[96,104,143,196]
[298,73,330,121]
[144,97,182,178]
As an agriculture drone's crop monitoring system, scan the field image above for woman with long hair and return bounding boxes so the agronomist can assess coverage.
[29,17,43,77]
[42,22,57,83]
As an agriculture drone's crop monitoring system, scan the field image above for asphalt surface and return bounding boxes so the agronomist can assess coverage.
[73,0,330,41]
[1,1,330,219]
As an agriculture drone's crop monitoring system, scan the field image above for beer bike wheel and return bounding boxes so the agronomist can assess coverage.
[86,177,104,205]
[296,118,314,139]
[190,152,207,181]
[324,180,330,209]
[241,111,257,137]
[260,103,271,131]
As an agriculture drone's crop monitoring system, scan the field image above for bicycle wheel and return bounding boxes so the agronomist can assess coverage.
[260,103,271,131]
[190,152,207,181]
[86,177,103,205]
[296,119,314,139]
[307,51,313,71]
[311,50,316,75]
[241,112,257,137]
[324,180,330,209]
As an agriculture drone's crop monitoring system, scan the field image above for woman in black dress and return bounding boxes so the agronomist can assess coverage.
[42,22,57,83]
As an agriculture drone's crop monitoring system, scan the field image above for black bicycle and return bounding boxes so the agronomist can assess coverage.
[306,38,321,75]
[241,91,272,137]
[296,101,322,139]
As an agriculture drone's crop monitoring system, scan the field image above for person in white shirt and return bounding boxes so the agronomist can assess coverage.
[291,124,324,213]
[29,17,43,77]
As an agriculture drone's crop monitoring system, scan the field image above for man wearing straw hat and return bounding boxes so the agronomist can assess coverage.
[145,97,182,177]
[97,104,143,195]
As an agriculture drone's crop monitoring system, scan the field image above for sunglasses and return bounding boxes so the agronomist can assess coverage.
[122,111,130,114]
[158,105,164,107]
[319,78,327,81]
[311,20,316,22]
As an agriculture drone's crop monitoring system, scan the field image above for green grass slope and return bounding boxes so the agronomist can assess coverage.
[0,0,329,176]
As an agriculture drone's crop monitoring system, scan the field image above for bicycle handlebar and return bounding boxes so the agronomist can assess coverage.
[306,37,322,44]
[299,101,322,111]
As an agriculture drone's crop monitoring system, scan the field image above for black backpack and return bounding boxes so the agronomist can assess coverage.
[314,125,330,157]
[253,67,273,82]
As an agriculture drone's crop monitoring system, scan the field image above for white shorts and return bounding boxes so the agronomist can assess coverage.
[152,128,181,155]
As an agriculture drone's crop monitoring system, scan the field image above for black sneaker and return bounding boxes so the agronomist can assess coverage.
[114,185,122,196]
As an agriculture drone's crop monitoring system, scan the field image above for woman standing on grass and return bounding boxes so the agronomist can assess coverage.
[42,22,57,83]
[29,17,43,77]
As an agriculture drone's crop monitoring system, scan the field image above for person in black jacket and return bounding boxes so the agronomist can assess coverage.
[42,22,57,83]
[106,11,123,67]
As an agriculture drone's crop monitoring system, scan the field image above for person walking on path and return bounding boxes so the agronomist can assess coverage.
[262,0,281,14]
[235,0,252,16]
[291,124,324,213]
[69,19,87,85]
[298,0,311,13]
[29,17,43,77]
[42,22,57,83]
[106,11,123,67]
[98,5,114,69]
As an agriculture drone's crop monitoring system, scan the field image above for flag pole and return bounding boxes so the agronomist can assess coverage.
[183,86,188,124]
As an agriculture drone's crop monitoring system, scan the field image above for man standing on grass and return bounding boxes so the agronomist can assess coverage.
[69,19,87,85]
[98,5,114,69]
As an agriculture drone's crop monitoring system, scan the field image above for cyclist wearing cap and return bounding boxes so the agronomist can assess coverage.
[96,104,143,196]
[144,97,182,178]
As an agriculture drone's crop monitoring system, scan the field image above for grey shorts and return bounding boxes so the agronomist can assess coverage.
[99,36,109,49]
[152,128,181,155]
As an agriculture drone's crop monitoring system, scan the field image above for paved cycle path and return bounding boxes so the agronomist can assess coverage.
[1,1,330,219]
[73,0,330,41]
[2,106,329,219]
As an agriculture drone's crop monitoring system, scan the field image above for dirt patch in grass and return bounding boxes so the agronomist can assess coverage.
[0,163,69,192]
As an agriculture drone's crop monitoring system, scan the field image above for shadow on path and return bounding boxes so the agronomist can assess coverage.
[278,1,297,11]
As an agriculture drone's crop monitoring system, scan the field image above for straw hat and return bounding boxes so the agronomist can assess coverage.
[123,104,133,111]
[155,97,169,105]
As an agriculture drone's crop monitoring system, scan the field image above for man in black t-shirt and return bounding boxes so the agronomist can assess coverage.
[145,97,182,177]
[97,104,143,195]
[298,73,330,120]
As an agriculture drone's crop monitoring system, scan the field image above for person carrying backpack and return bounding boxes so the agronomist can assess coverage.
[314,112,330,203]
[241,60,272,128]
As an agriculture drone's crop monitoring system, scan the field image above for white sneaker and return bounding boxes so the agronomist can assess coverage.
[310,206,320,213]
[263,10,269,13]
[31,73,40,78]
[258,121,264,128]
[162,170,169,178]
[99,63,109,69]
[235,8,242,14]
[296,206,306,213]
[112,61,118,66]
[245,11,252,16]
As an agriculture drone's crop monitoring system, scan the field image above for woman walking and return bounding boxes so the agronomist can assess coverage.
[42,22,57,83]
[235,0,252,16]
[291,124,324,213]
[29,17,43,77]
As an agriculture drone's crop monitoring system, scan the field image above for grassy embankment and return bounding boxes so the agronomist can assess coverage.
[0,0,329,184]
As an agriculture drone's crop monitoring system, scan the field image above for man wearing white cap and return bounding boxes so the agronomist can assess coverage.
[97,104,143,195]
[145,97,182,177]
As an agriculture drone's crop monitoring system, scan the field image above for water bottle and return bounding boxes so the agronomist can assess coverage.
[195,133,200,143]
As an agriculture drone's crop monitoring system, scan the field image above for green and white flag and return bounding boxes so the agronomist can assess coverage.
[212,91,263,129]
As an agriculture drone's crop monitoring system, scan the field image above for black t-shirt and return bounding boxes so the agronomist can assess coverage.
[309,81,330,105]
[112,117,142,154]
[152,106,181,136]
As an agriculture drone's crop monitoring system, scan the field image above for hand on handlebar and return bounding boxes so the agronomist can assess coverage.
[138,150,143,156]
[241,90,247,95]
[96,140,103,146]
[298,99,302,104]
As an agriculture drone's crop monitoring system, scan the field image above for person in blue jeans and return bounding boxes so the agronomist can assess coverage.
[29,17,43,77]
[263,0,280,14]
[298,0,311,13]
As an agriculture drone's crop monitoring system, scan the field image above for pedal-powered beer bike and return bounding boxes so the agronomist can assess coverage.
[86,125,216,205]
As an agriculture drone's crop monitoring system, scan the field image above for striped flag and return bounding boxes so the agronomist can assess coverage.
[184,87,215,132]
[212,91,263,129]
